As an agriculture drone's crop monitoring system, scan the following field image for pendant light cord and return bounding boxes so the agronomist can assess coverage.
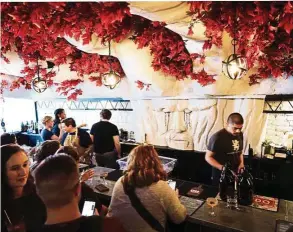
[233,3,237,54]
[108,40,112,71]
[36,56,40,81]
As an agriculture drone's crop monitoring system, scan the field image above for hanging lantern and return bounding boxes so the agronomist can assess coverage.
[222,7,248,80]
[102,70,121,89]
[32,56,48,93]
[32,77,47,93]
[102,41,121,89]
[222,52,248,80]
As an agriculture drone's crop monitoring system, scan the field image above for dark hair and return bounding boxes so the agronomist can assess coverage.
[1,133,17,145]
[1,144,35,203]
[56,146,79,162]
[35,154,79,209]
[35,140,61,163]
[123,145,167,188]
[227,113,244,125]
[100,109,112,120]
[54,108,64,124]
[62,118,76,127]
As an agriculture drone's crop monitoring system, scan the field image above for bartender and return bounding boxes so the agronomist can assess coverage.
[52,108,66,137]
[90,109,121,169]
[205,113,244,186]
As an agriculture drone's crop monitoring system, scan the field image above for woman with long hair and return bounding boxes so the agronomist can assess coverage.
[52,108,66,137]
[1,144,46,232]
[108,145,186,232]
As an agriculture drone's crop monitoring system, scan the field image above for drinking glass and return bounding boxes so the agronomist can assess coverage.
[206,197,218,217]
[100,172,108,186]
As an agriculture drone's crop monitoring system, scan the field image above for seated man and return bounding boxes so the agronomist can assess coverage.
[0,133,17,145]
[61,118,92,159]
[35,154,125,232]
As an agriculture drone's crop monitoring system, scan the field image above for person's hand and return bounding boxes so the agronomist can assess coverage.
[80,169,95,182]
[237,163,245,174]
[94,209,99,216]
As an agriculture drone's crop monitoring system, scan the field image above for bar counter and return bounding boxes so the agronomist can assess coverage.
[87,167,293,232]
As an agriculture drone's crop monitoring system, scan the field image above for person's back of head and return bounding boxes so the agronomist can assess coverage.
[124,145,167,188]
[35,154,80,209]
[56,146,79,162]
[1,133,17,145]
[100,109,112,120]
[35,140,60,163]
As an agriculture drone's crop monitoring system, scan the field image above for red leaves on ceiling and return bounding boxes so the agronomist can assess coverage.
[1,2,128,99]
[188,1,293,84]
[131,16,215,84]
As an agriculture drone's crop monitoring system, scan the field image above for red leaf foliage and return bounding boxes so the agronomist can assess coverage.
[188,1,293,84]
[131,16,209,83]
[1,2,128,99]
[135,80,151,91]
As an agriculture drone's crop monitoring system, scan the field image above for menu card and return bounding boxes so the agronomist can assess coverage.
[275,220,293,232]
[180,196,204,216]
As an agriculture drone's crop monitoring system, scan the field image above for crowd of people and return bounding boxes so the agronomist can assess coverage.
[1,108,187,232]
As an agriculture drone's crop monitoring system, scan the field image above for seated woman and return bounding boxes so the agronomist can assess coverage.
[41,116,64,141]
[108,145,187,232]
[1,144,46,232]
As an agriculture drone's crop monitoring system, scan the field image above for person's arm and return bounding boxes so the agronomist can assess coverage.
[89,124,95,142]
[238,152,244,173]
[161,181,187,224]
[113,135,121,158]
[205,150,224,171]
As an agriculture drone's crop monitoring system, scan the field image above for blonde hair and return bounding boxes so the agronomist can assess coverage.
[42,116,52,126]
[123,145,167,188]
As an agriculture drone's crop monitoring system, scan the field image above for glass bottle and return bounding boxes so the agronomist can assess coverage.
[219,164,235,202]
[35,122,39,134]
[237,168,254,206]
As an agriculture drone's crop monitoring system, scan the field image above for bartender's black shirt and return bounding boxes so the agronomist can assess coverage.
[207,128,243,171]
[90,121,119,154]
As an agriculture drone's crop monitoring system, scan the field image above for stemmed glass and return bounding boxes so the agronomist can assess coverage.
[100,172,108,186]
[206,197,218,217]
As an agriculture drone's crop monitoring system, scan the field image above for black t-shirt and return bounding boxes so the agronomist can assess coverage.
[207,128,243,171]
[90,121,119,153]
[40,216,103,232]
[41,129,53,141]
[61,128,92,148]
[79,183,102,213]
[1,192,46,232]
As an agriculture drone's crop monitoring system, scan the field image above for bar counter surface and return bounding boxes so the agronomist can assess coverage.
[87,167,293,232]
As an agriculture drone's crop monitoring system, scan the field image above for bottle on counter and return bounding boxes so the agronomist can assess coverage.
[1,118,6,132]
[21,121,25,132]
[25,121,29,132]
[35,122,39,134]
[237,168,254,206]
[219,164,235,202]
[31,120,34,132]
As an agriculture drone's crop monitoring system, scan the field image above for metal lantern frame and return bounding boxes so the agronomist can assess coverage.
[32,56,48,93]
[102,40,121,89]
[222,6,248,80]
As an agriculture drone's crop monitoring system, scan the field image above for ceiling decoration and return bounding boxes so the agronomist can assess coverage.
[1,2,292,99]
[188,1,293,84]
